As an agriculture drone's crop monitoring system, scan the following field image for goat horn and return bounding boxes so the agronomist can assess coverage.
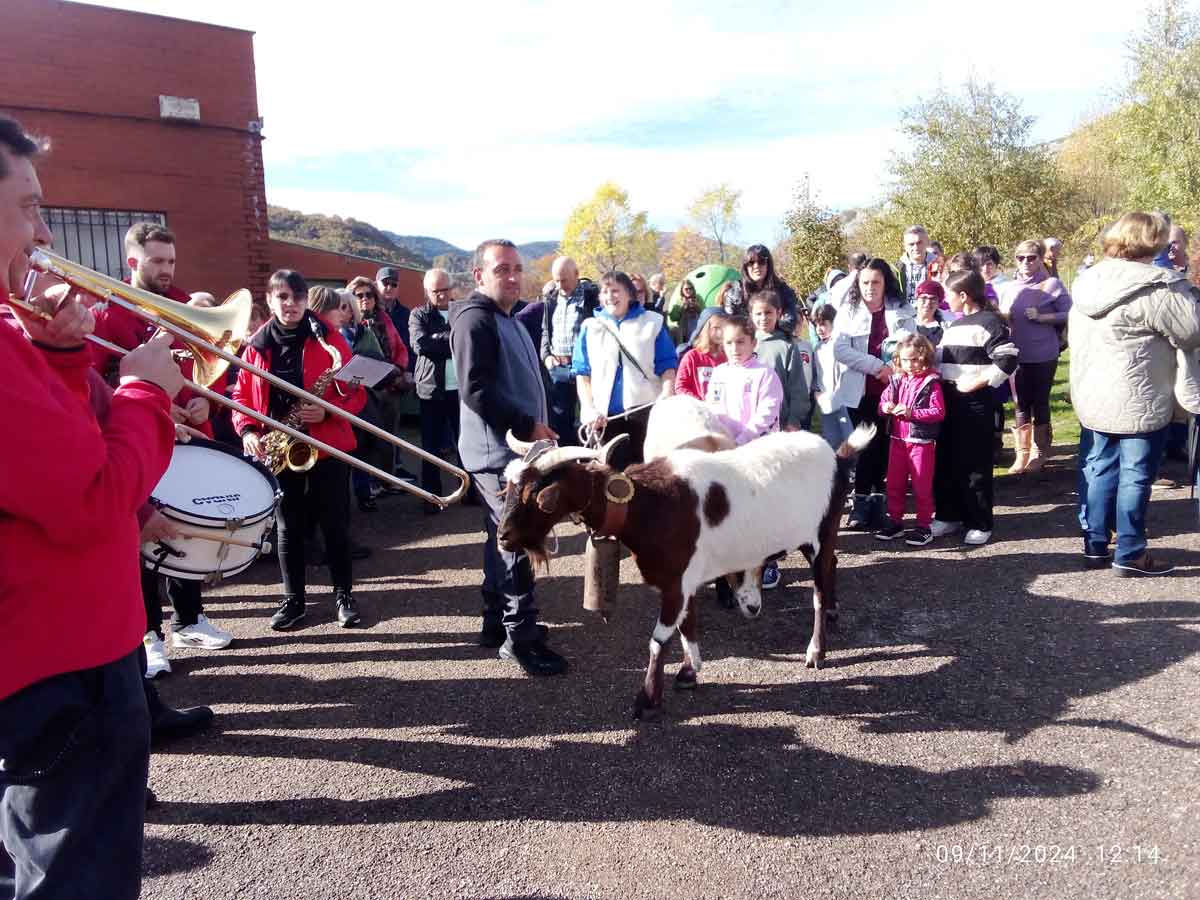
[506,430,535,456]
[598,432,630,466]
[529,446,601,474]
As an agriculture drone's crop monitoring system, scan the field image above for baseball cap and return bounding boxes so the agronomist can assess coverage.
[376,267,400,282]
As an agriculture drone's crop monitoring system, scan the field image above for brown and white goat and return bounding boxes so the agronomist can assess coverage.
[498,425,875,719]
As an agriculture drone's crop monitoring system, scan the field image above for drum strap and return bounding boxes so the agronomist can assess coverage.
[147,541,186,575]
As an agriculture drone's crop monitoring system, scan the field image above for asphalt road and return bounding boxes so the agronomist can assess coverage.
[144,449,1198,899]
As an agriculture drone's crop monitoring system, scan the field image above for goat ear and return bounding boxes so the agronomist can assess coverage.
[535,484,562,513]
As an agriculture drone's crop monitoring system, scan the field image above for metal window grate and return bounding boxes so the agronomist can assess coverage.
[43,208,167,279]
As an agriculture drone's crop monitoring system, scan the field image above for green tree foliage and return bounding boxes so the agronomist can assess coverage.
[780,179,846,297]
[884,80,1075,257]
[687,184,742,266]
[1111,0,1200,225]
[560,182,659,279]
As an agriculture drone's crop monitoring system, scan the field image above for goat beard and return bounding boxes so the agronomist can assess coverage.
[526,544,552,575]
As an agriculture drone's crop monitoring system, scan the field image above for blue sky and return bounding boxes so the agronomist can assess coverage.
[84,0,1145,250]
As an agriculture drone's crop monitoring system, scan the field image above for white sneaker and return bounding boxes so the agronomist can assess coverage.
[144,632,171,679]
[172,614,233,650]
[964,529,992,545]
[930,519,962,538]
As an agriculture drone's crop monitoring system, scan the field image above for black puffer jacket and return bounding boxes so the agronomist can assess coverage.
[409,302,452,400]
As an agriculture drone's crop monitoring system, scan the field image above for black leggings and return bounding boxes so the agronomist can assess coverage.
[848,392,887,495]
[276,457,352,598]
[934,391,996,531]
[1013,359,1057,427]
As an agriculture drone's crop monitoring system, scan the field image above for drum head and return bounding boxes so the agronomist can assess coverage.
[152,438,279,525]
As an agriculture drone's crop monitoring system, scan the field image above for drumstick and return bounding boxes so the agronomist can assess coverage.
[169,525,265,551]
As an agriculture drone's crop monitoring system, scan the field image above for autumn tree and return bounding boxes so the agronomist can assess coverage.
[561,182,659,279]
[659,226,711,284]
[1109,0,1200,225]
[687,184,742,266]
[520,251,557,299]
[884,79,1075,255]
[780,178,846,297]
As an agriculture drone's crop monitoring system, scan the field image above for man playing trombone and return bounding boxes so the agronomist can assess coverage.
[0,115,182,899]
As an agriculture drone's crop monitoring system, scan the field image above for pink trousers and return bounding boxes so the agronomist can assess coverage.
[887,438,936,527]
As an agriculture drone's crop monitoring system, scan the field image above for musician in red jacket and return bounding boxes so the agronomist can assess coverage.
[233,269,367,631]
[0,116,182,900]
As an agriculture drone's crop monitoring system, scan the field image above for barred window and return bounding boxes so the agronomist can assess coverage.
[44,208,167,280]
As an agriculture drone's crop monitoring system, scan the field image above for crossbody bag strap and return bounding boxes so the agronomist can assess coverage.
[596,318,650,381]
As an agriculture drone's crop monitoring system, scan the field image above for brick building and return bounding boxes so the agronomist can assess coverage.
[0,0,423,308]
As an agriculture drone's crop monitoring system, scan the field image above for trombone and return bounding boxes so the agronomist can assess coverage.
[12,248,470,508]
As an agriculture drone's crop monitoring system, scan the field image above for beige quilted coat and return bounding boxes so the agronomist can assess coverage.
[1068,258,1200,434]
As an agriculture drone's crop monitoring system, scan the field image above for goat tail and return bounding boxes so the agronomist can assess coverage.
[837,422,878,460]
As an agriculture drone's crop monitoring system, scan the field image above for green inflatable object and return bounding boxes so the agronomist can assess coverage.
[665,264,741,317]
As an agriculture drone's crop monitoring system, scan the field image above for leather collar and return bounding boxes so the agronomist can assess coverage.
[592,472,635,538]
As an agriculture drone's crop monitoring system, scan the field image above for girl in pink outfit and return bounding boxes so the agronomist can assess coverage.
[704,315,787,588]
[704,316,784,444]
[873,333,945,546]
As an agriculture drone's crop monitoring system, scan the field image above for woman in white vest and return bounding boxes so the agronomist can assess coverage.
[572,270,678,468]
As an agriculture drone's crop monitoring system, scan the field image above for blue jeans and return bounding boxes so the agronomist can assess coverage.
[546,378,579,447]
[1076,427,1093,531]
[472,470,541,643]
[0,648,149,900]
[1083,428,1167,563]
[819,406,853,450]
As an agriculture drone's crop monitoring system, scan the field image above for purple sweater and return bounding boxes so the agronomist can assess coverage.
[998,274,1071,364]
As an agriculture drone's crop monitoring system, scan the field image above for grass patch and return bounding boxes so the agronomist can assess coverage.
[994,351,1079,477]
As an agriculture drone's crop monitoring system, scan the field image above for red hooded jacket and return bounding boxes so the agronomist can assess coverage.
[231,313,366,455]
[0,302,174,700]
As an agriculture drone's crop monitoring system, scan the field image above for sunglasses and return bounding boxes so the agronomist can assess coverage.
[382,279,398,288]
[354,292,376,300]
[1015,254,1040,263]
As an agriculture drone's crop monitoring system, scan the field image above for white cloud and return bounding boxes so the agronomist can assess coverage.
[78,0,1145,246]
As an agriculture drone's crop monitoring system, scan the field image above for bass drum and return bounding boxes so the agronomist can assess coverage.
[142,438,281,582]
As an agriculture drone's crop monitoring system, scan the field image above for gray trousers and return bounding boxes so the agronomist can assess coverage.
[473,470,541,643]
[0,648,149,900]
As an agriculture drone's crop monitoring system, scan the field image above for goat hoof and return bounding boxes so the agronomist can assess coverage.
[632,690,657,720]
[674,666,698,690]
[805,648,824,669]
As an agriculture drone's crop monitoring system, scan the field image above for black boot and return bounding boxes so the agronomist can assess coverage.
[270,595,305,631]
[335,589,361,627]
[846,495,870,530]
[145,680,214,745]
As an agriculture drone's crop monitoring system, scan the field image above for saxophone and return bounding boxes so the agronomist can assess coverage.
[261,317,344,475]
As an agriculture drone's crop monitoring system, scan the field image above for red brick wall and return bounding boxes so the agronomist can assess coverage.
[268,239,425,310]
[0,0,270,302]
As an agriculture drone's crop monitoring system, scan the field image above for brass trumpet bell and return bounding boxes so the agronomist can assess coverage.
[28,248,252,387]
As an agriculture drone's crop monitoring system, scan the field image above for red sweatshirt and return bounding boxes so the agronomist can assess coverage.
[674,348,724,400]
[0,305,174,700]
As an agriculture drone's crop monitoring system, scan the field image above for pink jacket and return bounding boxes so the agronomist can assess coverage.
[703,357,784,445]
[879,371,945,443]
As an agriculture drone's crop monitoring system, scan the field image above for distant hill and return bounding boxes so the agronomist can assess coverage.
[383,233,467,264]
[518,241,559,260]
[386,233,560,270]
[269,209,557,272]
[268,206,426,268]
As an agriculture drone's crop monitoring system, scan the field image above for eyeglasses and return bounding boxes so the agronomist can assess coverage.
[431,287,452,296]
[354,292,375,300]
[382,279,398,288]
[1015,255,1040,263]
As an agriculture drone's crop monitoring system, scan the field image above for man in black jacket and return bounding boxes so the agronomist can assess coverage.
[450,240,565,676]
[410,268,461,514]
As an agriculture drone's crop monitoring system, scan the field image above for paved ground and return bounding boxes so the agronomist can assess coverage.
[144,447,1198,899]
